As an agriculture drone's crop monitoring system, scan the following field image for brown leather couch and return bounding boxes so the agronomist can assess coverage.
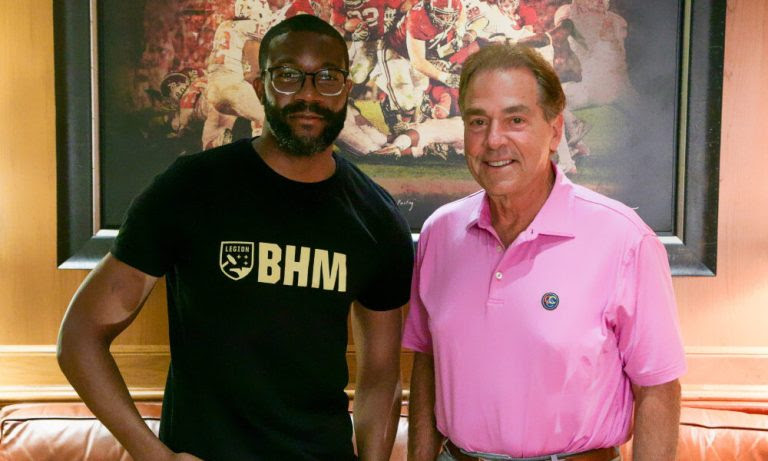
[1,401,767,460]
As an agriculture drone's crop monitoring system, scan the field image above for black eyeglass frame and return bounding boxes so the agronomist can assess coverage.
[263,66,350,96]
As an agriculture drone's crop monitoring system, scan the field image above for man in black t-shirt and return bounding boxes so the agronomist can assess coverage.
[57,15,413,461]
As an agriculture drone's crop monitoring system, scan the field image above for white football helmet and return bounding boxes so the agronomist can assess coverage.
[496,0,519,20]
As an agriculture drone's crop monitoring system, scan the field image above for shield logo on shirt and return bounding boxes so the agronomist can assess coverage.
[219,241,254,281]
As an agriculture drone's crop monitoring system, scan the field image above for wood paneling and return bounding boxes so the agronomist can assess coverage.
[672,0,768,392]
[673,0,768,349]
[0,345,414,405]
[0,0,767,404]
[0,345,168,405]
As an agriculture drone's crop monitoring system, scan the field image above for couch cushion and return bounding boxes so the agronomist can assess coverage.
[0,402,410,461]
[8,402,765,461]
[677,406,768,460]
[620,406,768,461]
[0,402,161,461]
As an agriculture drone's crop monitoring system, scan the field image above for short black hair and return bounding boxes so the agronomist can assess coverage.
[258,15,349,71]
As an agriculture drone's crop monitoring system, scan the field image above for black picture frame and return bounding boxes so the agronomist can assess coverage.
[54,0,725,275]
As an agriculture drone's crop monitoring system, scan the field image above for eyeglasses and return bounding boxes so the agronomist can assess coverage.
[264,66,349,96]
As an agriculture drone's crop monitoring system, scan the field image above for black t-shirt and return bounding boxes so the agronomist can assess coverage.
[112,138,414,460]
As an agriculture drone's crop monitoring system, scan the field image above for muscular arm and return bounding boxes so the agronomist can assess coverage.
[57,254,198,461]
[351,301,404,461]
[631,379,681,460]
[408,351,443,461]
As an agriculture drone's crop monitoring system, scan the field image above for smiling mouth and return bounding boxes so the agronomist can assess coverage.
[486,159,514,167]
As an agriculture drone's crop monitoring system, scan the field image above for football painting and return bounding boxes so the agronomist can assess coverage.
[97,0,681,232]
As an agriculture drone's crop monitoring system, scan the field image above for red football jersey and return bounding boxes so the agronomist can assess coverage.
[179,77,207,111]
[386,2,457,58]
[330,0,403,39]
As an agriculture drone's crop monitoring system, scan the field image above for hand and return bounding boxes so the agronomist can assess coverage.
[165,453,204,461]
[352,24,369,41]
[141,451,204,461]
[443,72,460,89]
[428,58,451,73]
[175,454,204,461]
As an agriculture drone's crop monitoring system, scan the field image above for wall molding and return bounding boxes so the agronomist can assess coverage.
[683,346,768,386]
[2,346,767,408]
[0,345,169,405]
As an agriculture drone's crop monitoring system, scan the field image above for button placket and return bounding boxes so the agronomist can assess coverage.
[487,245,510,305]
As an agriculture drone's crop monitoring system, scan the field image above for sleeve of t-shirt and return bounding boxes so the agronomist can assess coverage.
[407,9,435,41]
[614,234,687,386]
[402,222,433,354]
[356,208,414,311]
[111,163,180,277]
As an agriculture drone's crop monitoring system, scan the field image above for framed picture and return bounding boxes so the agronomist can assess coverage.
[55,0,724,275]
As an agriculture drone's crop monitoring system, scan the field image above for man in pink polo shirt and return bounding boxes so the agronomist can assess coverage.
[403,43,686,461]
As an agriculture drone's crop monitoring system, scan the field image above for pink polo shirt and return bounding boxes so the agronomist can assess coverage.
[403,165,686,457]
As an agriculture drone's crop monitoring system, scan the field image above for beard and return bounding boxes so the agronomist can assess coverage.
[263,98,347,157]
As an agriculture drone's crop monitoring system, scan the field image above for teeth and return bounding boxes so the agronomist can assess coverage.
[487,159,512,167]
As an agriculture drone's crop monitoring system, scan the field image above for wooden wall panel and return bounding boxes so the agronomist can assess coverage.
[0,0,168,348]
[672,0,768,398]
[0,0,767,404]
[0,345,168,405]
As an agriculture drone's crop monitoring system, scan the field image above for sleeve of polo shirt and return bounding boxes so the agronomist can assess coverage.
[614,234,687,386]
[402,224,433,354]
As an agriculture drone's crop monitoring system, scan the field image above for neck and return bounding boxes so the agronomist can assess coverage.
[488,168,555,246]
[252,130,336,183]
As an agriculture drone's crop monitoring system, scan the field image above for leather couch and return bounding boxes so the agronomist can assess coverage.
[1,401,767,460]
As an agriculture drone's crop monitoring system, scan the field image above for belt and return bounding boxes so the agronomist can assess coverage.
[445,440,619,461]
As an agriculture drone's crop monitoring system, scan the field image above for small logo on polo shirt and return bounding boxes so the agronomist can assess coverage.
[541,292,559,310]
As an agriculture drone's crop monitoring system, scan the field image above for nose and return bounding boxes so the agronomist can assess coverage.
[293,74,324,103]
[485,119,506,150]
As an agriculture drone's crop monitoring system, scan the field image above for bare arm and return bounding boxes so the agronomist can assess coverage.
[351,301,404,461]
[57,254,200,461]
[408,351,443,461]
[406,35,448,82]
[632,379,681,460]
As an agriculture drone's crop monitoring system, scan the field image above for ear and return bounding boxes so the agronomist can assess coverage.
[549,112,564,153]
[253,74,266,104]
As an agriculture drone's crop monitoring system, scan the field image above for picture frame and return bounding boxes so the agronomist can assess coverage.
[55,0,725,275]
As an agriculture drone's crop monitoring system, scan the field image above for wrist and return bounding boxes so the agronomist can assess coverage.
[132,439,175,461]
